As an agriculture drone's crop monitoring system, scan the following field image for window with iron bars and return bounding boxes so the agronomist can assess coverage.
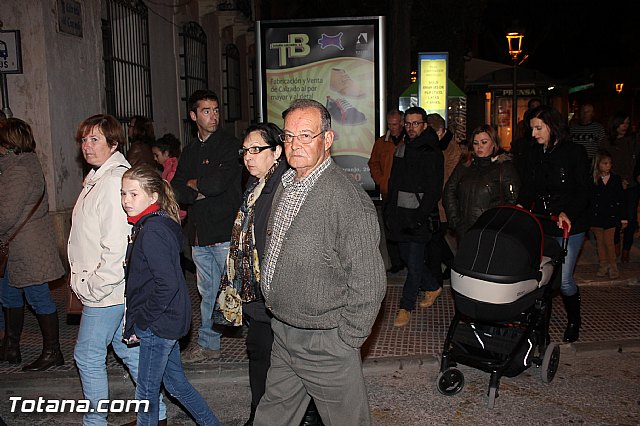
[179,21,208,148]
[102,0,152,155]
[223,44,241,122]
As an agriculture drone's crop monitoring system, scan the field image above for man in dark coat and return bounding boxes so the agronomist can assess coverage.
[171,90,242,361]
[386,106,444,327]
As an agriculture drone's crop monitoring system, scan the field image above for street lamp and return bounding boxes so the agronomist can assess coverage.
[506,30,524,143]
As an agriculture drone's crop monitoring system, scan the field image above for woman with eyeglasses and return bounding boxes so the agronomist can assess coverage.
[219,122,322,426]
[444,124,520,242]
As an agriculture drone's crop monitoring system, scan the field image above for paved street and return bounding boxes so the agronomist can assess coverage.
[1,235,639,425]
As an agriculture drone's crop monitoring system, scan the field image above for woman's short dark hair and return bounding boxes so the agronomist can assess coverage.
[242,122,284,149]
[76,114,125,149]
[152,133,182,158]
[0,118,36,153]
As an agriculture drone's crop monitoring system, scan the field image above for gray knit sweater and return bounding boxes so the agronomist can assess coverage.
[263,162,387,348]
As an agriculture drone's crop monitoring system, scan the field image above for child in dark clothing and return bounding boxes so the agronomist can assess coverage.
[590,150,627,279]
[121,164,220,425]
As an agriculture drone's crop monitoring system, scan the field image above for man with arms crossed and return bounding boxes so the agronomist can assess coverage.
[171,90,242,361]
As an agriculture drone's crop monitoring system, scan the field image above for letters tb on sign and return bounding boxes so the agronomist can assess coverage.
[0,30,23,74]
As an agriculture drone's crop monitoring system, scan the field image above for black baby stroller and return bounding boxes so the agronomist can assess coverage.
[436,206,568,408]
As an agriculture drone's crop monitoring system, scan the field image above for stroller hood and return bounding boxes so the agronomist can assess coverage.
[453,206,543,283]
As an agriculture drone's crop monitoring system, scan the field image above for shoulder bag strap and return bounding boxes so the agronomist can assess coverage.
[6,191,45,243]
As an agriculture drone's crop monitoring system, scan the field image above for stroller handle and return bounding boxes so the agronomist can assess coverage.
[548,215,571,240]
[516,207,570,259]
[537,214,569,260]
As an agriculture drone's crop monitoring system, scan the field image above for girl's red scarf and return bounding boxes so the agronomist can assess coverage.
[127,203,160,224]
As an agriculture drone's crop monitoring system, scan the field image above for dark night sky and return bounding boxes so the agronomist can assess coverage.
[264,0,638,82]
[476,0,637,79]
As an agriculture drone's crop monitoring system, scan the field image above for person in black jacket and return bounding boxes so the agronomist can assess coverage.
[121,164,220,425]
[386,106,444,327]
[517,105,591,343]
[444,124,520,241]
[171,90,242,361]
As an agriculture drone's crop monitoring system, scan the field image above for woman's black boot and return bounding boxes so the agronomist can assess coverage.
[22,312,64,371]
[562,289,581,343]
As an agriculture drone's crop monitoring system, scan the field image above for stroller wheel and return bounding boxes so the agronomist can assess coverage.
[541,343,560,383]
[436,368,465,396]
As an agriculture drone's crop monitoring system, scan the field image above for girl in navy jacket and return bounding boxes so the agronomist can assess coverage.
[590,150,626,279]
[121,164,220,425]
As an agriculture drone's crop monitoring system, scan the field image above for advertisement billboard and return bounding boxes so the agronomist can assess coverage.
[256,17,385,192]
[418,52,448,126]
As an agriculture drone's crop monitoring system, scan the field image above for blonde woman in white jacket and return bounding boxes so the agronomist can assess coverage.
[68,115,166,426]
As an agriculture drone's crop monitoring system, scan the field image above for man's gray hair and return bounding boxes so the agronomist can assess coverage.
[387,109,404,120]
[282,99,332,132]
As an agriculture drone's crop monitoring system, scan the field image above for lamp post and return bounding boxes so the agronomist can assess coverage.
[506,31,524,143]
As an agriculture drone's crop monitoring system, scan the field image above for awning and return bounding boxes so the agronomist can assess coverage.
[400,79,465,98]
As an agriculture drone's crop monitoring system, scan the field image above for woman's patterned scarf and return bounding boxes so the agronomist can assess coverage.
[216,159,280,326]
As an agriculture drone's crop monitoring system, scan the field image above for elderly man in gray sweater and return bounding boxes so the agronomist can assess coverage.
[254,99,387,426]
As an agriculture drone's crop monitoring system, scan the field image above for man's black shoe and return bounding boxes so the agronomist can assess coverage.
[387,265,405,273]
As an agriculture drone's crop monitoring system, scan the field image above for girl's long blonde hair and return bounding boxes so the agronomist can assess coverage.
[123,164,181,223]
[592,149,613,184]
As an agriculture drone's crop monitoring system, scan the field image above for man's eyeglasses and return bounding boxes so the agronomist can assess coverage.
[404,121,425,128]
[238,146,273,156]
[278,131,324,144]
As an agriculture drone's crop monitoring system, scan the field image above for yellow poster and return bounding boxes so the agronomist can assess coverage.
[419,53,448,120]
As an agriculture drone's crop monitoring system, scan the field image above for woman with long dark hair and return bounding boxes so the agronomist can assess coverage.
[517,105,591,343]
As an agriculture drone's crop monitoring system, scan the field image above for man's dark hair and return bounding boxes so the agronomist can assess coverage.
[188,90,219,114]
[403,106,428,123]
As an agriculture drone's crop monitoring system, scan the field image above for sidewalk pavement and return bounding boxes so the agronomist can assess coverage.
[1,232,639,424]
